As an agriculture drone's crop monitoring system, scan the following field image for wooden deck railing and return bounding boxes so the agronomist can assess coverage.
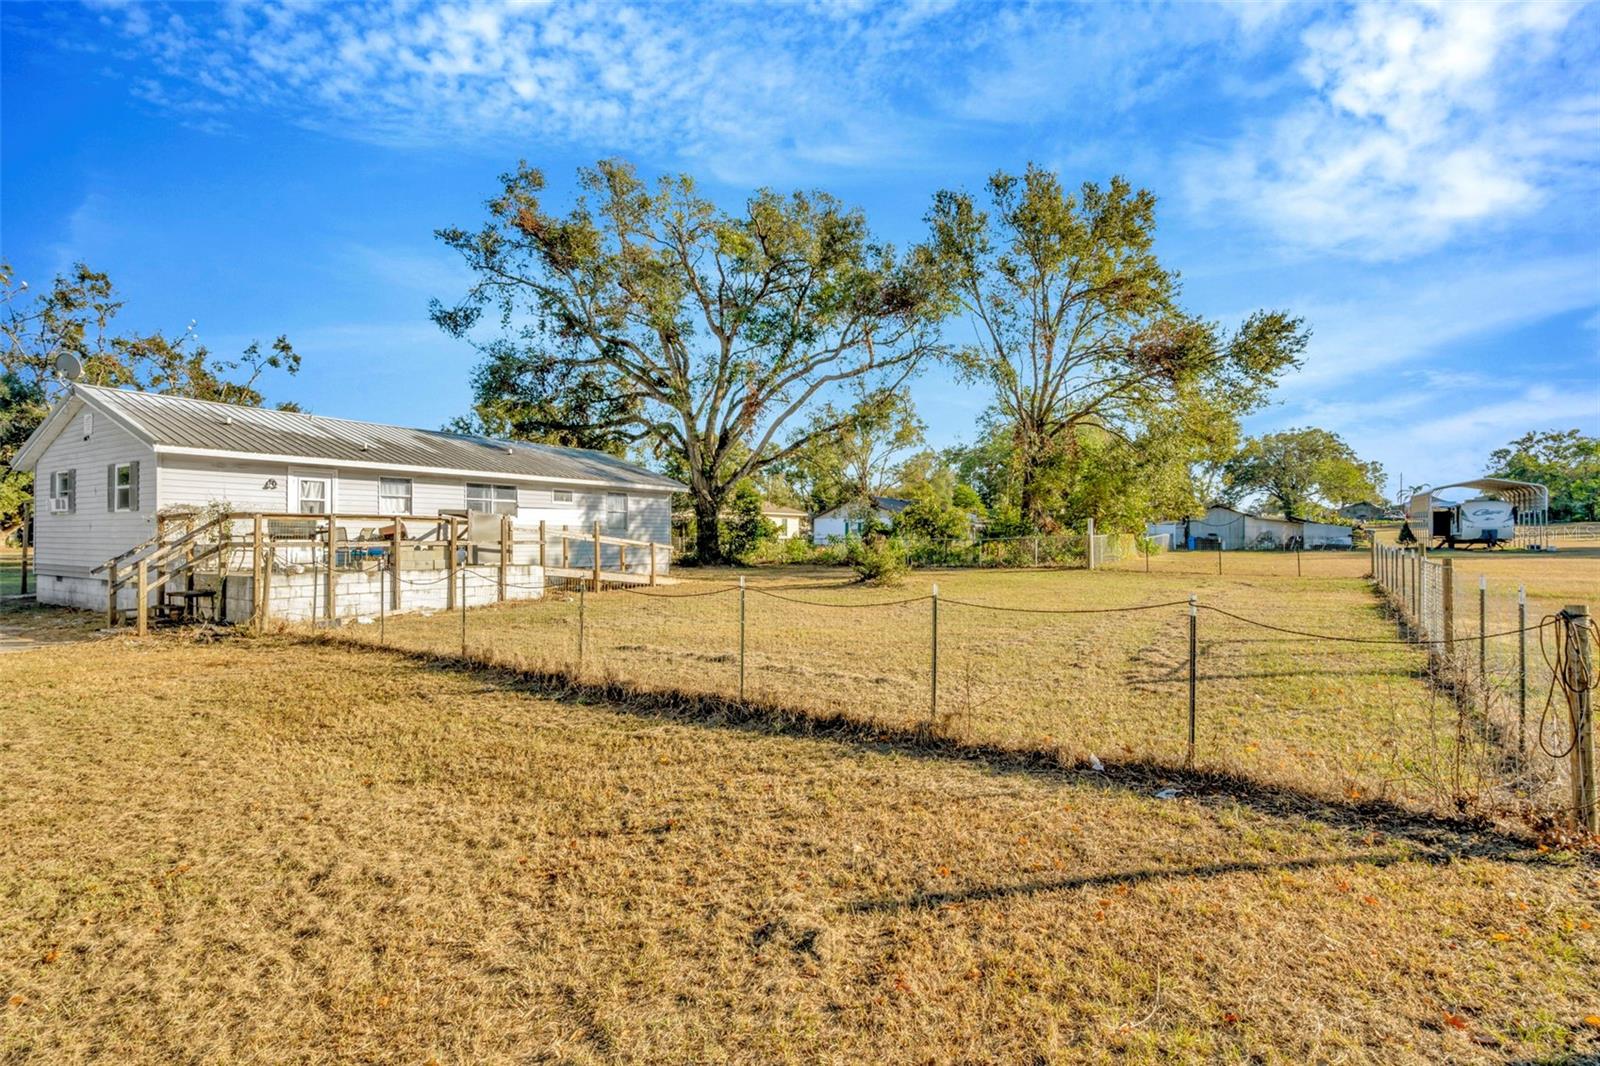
[100,511,670,634]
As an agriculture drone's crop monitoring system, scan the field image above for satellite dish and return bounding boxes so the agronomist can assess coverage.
[53,352,84,382]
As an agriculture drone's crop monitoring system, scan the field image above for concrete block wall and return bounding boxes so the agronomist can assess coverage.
[222,564,544,623]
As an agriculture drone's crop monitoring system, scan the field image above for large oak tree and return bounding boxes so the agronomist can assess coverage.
[433,160,948,562]
[927,166,1308,530]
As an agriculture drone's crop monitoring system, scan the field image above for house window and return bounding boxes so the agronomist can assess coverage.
[112,463,136,512]
[50,470,76,513]
[606,492,628,534]
[297,477,328,514]
[466,483,518,515]
[553,489,573,504]
[378,477,412,516]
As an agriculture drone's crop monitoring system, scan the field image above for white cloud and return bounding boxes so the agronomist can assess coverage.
[1188,0,1596,258]
[1277,252,1600,390]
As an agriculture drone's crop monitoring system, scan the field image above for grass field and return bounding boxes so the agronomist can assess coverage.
[348,556,1578,823]
[2,633,1597,1063]
[1,547,22,597]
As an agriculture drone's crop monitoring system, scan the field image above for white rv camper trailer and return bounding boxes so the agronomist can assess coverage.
[1406,478,1549,551]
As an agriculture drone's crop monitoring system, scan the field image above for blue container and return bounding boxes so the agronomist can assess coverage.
[1186,535,1196,551]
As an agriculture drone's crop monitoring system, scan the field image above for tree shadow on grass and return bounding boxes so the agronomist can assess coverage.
[844,849,1428,915]
[302,632,1590,868]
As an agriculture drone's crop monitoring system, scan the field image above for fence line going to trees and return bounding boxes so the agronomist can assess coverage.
[304,549,1596,834]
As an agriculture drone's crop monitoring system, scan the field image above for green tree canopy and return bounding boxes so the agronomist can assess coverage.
[1487,429,1599,522]
[783,388,925,514]
[0,261,301,529]
[1222,428,1383,520]
[434,159,949,562]
[926,165,1307,531]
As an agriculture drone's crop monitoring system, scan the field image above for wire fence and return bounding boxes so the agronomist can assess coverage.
[300,558,1595,832]
[1372,543,1597,829]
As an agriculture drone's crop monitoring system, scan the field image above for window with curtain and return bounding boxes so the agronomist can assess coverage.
[378,477,412,516]
[466,483,518,515]
[297,478,327,514]
[606,492,628,534]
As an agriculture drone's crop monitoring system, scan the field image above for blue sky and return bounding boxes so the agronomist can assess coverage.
[3,0,1597,495]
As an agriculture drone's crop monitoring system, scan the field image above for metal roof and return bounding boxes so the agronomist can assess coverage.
[1407,478,1548,511]
[58,384,685,491]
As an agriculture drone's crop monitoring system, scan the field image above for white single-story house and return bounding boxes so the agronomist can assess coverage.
[762,505,809,540]
[1148,505,1353,550]
[12,383,684,612]
[811,496,911,545]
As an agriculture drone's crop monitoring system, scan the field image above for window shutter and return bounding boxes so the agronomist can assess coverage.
[128,461,140,511]
[108,464,117,512]
[66,468,77,514]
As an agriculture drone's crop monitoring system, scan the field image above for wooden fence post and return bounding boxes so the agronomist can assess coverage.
[1086,518,1095,571]
[538,519,547,569]
[592,521,602,591]
[324,515,338,625]
[252,514,265,630]
[107,562,119,627]
[390,518,402,611]
[135,561,148,637]
[498,513,510,603]
[446,518,458,611]
[649,543,657,586]
[18,500,28,595]
[1560,605,1596,832]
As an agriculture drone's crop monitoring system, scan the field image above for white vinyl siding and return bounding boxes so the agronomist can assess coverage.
[378,477,412,516]
[466,483,518,516]
[29,397,157,577]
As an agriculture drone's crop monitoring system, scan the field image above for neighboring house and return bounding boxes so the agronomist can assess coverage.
[811,496,911,545]
[12,383,683,610]
[1148,504,1353,550]
[1337,501,1387,522]
[761,505,809,540]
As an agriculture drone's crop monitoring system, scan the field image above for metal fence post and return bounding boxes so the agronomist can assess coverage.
[1187,595,1198,769]
[379,563,386,646]
[460,563,467,657]
[1517,585,1528,765]
[1442,558,1454,658]
[1296,546,1302,577]
[738,575,746,702]
[1560,605,1596,832]
[1479,575,1488,697]
[1217,546,1222,576]
[577,585,586,667]
[930,582,939,726]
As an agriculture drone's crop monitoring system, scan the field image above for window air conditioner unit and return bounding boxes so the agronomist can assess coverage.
[50,497,70,514]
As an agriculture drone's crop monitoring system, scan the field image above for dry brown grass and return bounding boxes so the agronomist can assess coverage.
[3,632,1598,1063]
[357,562,1544,820]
